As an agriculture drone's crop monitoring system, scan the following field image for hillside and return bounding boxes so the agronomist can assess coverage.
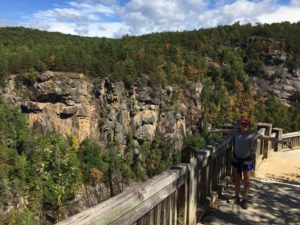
[1,22,300,121]
[0,22,300,224]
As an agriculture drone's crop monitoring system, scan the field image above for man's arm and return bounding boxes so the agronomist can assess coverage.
[258,135,292,148]
[209,128,234,135]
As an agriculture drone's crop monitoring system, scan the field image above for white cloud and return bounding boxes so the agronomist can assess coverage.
[197,0,278,27]
[291,0,300,5]
[122,0,206,35]
[25,0,126,37]
[5,0,300,38]
[120,0,300,36]
[196,0,300,28]
[68,1,115,15]
[33,1,115,22]
[257,5,300,23]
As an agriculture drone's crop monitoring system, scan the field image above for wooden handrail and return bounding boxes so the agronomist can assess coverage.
[56,164,189,225]
[281,131,300,150]
[56,137,234,225]
[282,131,300,139]
[56,123,300,225]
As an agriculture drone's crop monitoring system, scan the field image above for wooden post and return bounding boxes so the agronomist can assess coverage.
[226,142,233,176]
[272,128,283,151]
[206,145,216,190]
[173,191,178,225]
[181,147,198,225]
[257,123,272,158]
[154,202,161,224]
[177,177,188,225]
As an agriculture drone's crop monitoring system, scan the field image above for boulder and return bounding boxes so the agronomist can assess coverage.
[136,92,152,103]
[134,124,156,141]
[21,101,44,113]
[61,106,78,115]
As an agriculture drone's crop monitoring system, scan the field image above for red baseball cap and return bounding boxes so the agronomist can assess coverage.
[240,117,250,125]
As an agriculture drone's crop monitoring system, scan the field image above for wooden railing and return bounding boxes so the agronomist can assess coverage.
[56,123,300,225]
[57,137,234,225]
[282,131,300,149]
[56,163,190,225]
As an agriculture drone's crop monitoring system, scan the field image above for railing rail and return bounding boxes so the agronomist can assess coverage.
[282,131,300,138]
[282,131,300,149]
[56,164,190,225]
[56,123,300,225]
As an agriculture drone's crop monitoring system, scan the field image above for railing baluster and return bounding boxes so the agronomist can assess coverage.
[154,202,161,225]
[177,176,188,225]
[169,194,173,225]
[163,200,167,225]
[137,218,142,225]
[148,208,154,225]
[173,191,178,225]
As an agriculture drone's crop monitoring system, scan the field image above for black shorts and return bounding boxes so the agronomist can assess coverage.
[231,160,254,172]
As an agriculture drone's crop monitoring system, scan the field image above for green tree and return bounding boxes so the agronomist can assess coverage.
[79,138,109,185]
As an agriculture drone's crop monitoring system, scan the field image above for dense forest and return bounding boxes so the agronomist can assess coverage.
[0,22,300,84]
[0,22,300,128]
[1,22,300,224]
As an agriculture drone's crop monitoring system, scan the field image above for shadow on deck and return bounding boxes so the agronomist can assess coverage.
[202,149,300,225]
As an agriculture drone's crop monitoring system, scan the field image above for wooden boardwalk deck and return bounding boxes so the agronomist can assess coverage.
[201,149,300,225]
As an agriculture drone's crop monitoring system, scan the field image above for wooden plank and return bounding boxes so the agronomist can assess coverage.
[226,144,232,176]
[282,131,300,138]
[257,122,272,127]
[206,159,212,197]
[173,191,178,225]
[187,154,197,225]
[162,198,167,225]
[201,166,207,199]
[177,176,188,225]
[137,218,142,225]
[110,174,186,225]
[184,177,188,225]
[148,208,154,225]
[154,203,161,225]
[197,168,203,204]
[160,199,165,225]
[145,213,149,225]
[142,215,147,225]
[169,194,173,225]
[56,164,189,225]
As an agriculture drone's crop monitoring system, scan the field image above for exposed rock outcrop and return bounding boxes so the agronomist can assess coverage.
[1,71,203,150]
[254,65,300,106]
[244,39,300,105]
[2,71,99,142]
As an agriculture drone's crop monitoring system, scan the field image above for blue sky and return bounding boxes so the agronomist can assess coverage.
[1,0,300,38]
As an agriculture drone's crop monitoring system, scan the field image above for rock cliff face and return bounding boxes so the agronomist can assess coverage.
[3,72,100,142]
[255,70,300,105]
[248,39,300,105]
[2,66,299,150]
[1,71,203,150]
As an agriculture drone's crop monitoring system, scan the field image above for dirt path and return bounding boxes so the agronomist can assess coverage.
[255,148,300,183]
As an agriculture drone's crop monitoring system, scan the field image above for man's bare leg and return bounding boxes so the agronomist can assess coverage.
[234,168,242,201]
[243,170,250,200]
[241,170,251,209]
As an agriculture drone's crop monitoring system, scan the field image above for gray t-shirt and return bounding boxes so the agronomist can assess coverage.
[233,128,261,159]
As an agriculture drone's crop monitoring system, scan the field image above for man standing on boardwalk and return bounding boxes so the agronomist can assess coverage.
[209,117,289,209]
